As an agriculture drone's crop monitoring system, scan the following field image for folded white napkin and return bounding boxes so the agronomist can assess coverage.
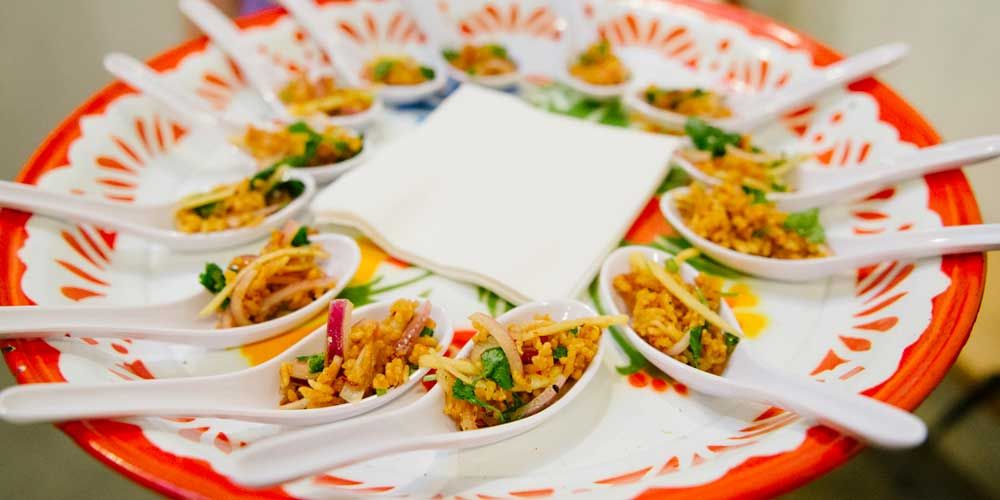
[312,85,680,303]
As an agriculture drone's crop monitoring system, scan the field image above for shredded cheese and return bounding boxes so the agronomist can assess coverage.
[198,246,329,317]
[637,253,740,335]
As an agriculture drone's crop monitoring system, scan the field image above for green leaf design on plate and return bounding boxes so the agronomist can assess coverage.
[586,279,648,375]
[337,270,433,306]
[476,286,515,316]
[648,236,743,279]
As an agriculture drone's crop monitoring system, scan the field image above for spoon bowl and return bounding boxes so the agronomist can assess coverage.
[0,233,360,348]
[0,170,315,253]
[220,298,605,487]
[625,42,909,133]
[0,298,453,425]
[659,188,1000,281]
[597,245,927,449]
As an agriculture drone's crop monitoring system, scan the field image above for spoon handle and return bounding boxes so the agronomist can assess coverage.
[739,364,926,449]
[733,42,908,132]
[777,135,1000,211]
[225,397,445,487]
[833,224,1000,269]
[104,52,247,133]
[0,376,245,424]
[276,0,361,87]
[179,0,293,121]
[0,181,156,233]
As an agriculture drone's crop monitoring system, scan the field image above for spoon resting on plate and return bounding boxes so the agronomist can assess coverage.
[550,0,631,101]
[0,168,315,253]
[0,298,452,425]
[0,233,359,348]
[625,42,909,133]
[220,299,615,487]
[598,245,927,449]
[659,190,1000,281]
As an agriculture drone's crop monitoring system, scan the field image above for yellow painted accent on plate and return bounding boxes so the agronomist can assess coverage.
[724,283,758,308]
[735,312,767,338]
[239,313,326,366]
[354,238,388,285]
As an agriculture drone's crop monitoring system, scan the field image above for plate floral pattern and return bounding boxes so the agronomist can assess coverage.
[0,1,985,498]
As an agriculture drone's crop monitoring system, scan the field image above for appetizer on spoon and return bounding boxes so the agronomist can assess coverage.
[551,0,631,100]
[220,299,626,487]
[660,182,1000,281]
[674,118,1000,211]
[0,224,360,348]
[625,42,909,133]
[105,52,370,183]
[277,0,447,105]
[0,298,452,425]
[0,166,314,252]
[179,0,383,129]
[400,0,521,89]
[598,246,927,449]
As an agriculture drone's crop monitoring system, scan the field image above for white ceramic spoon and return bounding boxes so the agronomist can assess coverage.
[550,0,631,101]
[625,42,909,133]
[0,299,452,425]
[0,169,315,253]
[179,0,383,129]
[277,0,447,105]
[660,189,1000,281]
[220,299,605,487]
[400,0,521,90]
[598,245,926,449]
[672,135,1000,212]
[104,52,371,184]
[0,234,359,348]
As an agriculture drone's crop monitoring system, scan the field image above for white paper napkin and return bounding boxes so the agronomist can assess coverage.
[312,85,680,303]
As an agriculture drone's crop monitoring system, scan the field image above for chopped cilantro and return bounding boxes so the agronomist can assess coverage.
[220,297,230,310]
[419,65,435,80]
[376,387,388,396]
[665,258,680,273]
[771,182,789,192]
[500,393,525,423]
[741,185,769,205]
[691,88,706,97]
[291,226,311,247]
[283,122,323,167]
[783,208,826,243]
[193,202,218,218]
[645,88,658,103]
[419,326,435,337]
[751,228,766,238]
[480,347,514,390]
[250,164,279,189]
[372,60,394,81]
[553,345,568,360]
[687,324,704,368]
[486,44,507,59]
[684,117,741,157]
[269,179,306,199]
[724,332,740,355]
[452,378,501,416]
[296,354,325,373]
[198,263,226,294]
[569,326,579,336]
[656,166,692,194]
[442,48,459,61]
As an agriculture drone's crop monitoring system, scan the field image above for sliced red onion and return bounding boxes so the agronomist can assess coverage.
[279,398,309,410]
[326,299,352,362]
[666,331,691,356]
[517,375,568,418]
[339,383,366,403]
[259,277,335,316]
[469,313,524,380]
[394,300,432,357]
[280,220,299,245]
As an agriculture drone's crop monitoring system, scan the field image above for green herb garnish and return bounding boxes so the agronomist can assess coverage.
[419,326,435,337]
[269,179,306,199]
[296,354,325,374]
[442,49,459,61]
[553,345,568,360]
[783,208,826,243]
[250,164,279,189]
[724,332,740,355]
[372,60,394,81]
[452,378,501,416]
[665,259,680,273]
[684,117,741,158]
[376,388,388,396]
[741,185,768,205]
[691,88,706,97]
[487,44,507,59]
[657,166,692,194]
[480,347,514,390]
[283,122,323,167]
[291,226,311,247]
[687,324,704,368]
[569,327,579,336]
[500,393,525,423]
[193,202,218,218]
[199,263,226,294]
[419,66,435,80]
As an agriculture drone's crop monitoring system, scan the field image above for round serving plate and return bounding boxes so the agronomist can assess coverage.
[0,0,984,498]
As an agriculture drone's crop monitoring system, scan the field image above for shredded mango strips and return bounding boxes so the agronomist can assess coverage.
[198,247,329,317]
[418,354,478,384]
[519,314,628,340]
[176,186,238,211]
[674,248,700,265]
[636,253,741,336]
